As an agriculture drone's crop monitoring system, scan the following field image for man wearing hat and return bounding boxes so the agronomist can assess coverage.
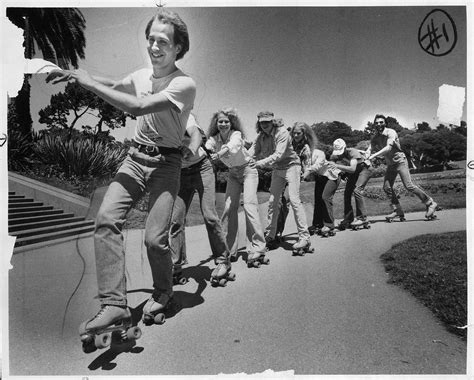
[330,138,372,230]
[249,111,312,255]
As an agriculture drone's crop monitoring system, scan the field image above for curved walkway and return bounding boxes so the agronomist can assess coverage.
[7,207,467,376]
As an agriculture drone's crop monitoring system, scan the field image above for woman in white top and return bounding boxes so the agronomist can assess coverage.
[206,108,268,267]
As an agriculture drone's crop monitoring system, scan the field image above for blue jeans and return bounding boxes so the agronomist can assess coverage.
[221,164,266,256]
[383,157,431,206]
[312,175,340,228]
[169,158,229,269]
[340,163,372,222]
[266,165,310,240]
[94,153,181,306]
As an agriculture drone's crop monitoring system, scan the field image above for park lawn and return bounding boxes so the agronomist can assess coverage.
[380,231,467,339]
[124,169,465,229]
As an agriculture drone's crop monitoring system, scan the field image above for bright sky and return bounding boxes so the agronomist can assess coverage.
[15,2,469,142]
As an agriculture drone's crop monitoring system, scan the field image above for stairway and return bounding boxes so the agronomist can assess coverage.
[8,191,95,250]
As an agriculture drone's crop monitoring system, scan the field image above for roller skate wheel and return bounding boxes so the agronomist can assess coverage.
[228,272,236,281]
[154,313,166,325]
[126,326,142,340]
[142,314,154,325]
[308,248,315,253]
[80,332,93,344]
[262,257,270,264]
[253,261,261,268]
[94,332,111,349]
[247,262,253,268]
[219,278,227,287]
[178,277,188,285]
[365,224,371,229]
[82,340,97,353]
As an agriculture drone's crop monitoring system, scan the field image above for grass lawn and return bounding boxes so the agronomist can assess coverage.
[124,168,465,229]
[380,231,467,339]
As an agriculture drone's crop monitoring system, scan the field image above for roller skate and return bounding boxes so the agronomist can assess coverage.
[247,251,270,268]
[292,238,314,256]
[308,225,323,236]
[172,267,187,285]
[336,221,351,231]
[425,200,438,221]
[79,305,141,353]
[351,218,371,231]
[142,293,173,326]
[210,261,236,287]
[265,235,280,251]
[320,226,336,237]
[385,205,405,223]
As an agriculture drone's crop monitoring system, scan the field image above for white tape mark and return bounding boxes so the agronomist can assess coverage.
[437,84,465,126]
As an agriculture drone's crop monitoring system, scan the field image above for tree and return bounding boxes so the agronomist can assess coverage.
[415,121,431,132]
[38,82,134,135]
[311,121,368,147]
[6,8,86,139]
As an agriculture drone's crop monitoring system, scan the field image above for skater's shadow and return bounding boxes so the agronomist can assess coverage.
[278,233,298,251]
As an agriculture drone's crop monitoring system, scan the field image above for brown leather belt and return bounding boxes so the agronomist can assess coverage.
[131,141,181,157]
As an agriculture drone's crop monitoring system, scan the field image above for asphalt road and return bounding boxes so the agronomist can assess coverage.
[7,207,467,376]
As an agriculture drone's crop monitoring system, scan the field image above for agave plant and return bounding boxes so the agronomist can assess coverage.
[34,131,128,178]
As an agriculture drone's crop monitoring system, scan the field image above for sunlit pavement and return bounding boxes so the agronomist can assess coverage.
[7,206,467,376]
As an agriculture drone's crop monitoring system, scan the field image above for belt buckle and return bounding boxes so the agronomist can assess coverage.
[145,145,157,155]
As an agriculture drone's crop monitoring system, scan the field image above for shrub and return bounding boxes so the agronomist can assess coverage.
[33,129,128,178]
[7,129,36,171]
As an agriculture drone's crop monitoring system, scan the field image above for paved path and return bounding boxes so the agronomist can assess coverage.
[7,207,467,376]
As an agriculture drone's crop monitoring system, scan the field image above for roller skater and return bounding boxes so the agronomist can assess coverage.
[210,260,236,287]
[79,305,142,353]
[425,200,438,220]
[350,217,371,230]
[368,114,439,224]
[292,238,314,256]
[249,113,311,254]
[247,251,270,268]
[385,204,406,223]
[142,293,174,326]
[320,226,336,237]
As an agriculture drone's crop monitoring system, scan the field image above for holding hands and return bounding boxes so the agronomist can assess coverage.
[46,69,95,89]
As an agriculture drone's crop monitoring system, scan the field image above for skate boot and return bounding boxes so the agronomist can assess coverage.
[425,200,438,220]
[385,205,405,223]
[142,293,173,326]
[210,261,236,287]
[172,267,187,285]
[320,226,336,237]
[79,305,141,353]
[247,251,270,268]
[265,235,280,251]
[351,217,371,231]
[292,238,314,256]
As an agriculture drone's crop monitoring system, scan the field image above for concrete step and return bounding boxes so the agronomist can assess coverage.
[9,195,27,200]
[9,205,54,214]
[9,202,44,209]
[10,220,95,239]
[8,213,76,226]
[13,225,95,248]
[8,209,65,219]
[9,216,86,233]
[9,198,34,203]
